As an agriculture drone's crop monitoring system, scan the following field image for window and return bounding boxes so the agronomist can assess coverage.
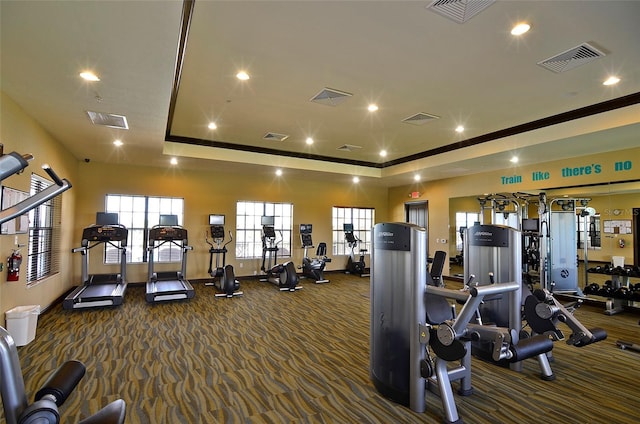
[27,173,61,286]
[332,207,375,255]
[236,201,293,259]
[455,211,480,252]
[105,195,184,263]
[577,213,601,250]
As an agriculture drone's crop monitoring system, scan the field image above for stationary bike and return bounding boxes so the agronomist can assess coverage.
[344,223,369,277]
[299,223,331,284]
[205,215,242,298]
[260,219,301,291]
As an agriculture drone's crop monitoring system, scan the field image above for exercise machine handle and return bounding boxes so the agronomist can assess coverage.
[34,360,86,406]
[42,164,64,186]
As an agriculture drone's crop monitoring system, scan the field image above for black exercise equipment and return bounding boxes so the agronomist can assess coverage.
[0,327,126,424]
[145,215,195,303]
[63,213,128,310]
[299,224,331,284]
[343,223,369,277]
[205,214,242,298]
[260,216,301,291]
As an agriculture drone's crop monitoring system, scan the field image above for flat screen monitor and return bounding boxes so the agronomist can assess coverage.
[522,218,539,232]
[96,212,118,226]
[300,224,312,234]
[261,216,275,226]
[343,223,354,233]
[159,214,179,226]
[209,214,225,225]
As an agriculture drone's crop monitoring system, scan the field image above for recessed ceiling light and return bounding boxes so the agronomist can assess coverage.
[511,23,530,36]
[113,139,123,147]
[455,125,465,133]
[353,176,360,183]
[510,156,519,163]
[305,137,314,145]
[236,71,250,80]
[380,150,387,157]
[208,122,217,130]
[275,169,283,176]
[414,174,421,182]
[603,76,620,86]
[368,104,379,112]
[170,157,178,165]
[80,71,100,82]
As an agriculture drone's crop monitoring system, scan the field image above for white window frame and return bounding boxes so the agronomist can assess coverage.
[105,194,184,263]
[236,201,293,259]
[332,207,375,255]
[27,173,61,286]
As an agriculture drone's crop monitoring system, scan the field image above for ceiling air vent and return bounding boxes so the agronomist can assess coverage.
[537,43,606,73]
[426,0,495,24]
[310,88,353,107]
[86,111,129,129]
[402,112,440,126]
[336,144,362,152]
[263,132,289,142]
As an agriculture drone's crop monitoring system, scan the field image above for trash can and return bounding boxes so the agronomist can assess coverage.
[5,305,40,347]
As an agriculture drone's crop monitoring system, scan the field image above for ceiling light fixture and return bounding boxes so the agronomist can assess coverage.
[603,76,620,86]
[305,137,314,145]
[380,150,387,157]
[510,156,519,163]
[275,169,283,176]
[170,157,178,165]
[80,71,100,82]
[511,23,530,36]
[414,174,421,182]
[236,71,250,80]
[208,122,217,130]
[113,139,123,147]
[368,104,379,112]
[353,176,360,183]
[455,125,465,133]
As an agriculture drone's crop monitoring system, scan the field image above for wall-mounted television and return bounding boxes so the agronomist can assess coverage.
[96,212,118,226]
[261,216,275,226]
[343,223,354,232]
[209,214,225,225]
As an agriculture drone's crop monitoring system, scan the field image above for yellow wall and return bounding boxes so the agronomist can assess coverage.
[73,162,389,285]
[0,92,79,314]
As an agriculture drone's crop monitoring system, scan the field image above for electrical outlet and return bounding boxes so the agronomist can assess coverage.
[239,262,244,268]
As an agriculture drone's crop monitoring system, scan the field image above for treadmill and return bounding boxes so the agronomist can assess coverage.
[63,212,128,310]
[146,214,195,303]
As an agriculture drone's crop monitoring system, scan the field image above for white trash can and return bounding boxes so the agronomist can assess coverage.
[5,305,40,347]
[612,256,625,268]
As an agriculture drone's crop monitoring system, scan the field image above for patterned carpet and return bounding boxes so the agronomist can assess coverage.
[8,273,640,423]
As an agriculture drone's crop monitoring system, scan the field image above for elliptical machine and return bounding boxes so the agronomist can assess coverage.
[260,216,300,291]
[299,223,331,284]
[205,214,242,298]
[344,223,369,277]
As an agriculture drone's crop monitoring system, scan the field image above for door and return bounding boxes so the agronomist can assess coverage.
[405,201,428,257]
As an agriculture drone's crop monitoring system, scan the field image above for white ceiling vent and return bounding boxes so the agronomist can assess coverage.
[263,132,289,142]
[537,43,606,73]
[336,144,362,152]
[426,0,495,24]
[86,111,129,129]
[310,88,353,106]
[402,112,440,126]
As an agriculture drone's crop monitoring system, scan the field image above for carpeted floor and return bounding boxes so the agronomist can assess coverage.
[7,272,640,423]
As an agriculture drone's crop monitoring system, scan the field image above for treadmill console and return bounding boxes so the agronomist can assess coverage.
[82,225,128,242]
[149,226,188,241]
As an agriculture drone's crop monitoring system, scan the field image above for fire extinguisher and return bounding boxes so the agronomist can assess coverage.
[7,249,22,281]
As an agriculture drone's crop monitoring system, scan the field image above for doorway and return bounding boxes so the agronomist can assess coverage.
[405,201,428,256]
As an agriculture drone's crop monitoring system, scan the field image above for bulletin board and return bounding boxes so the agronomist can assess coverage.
[603,219,632,235]
[1,186,30,234]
